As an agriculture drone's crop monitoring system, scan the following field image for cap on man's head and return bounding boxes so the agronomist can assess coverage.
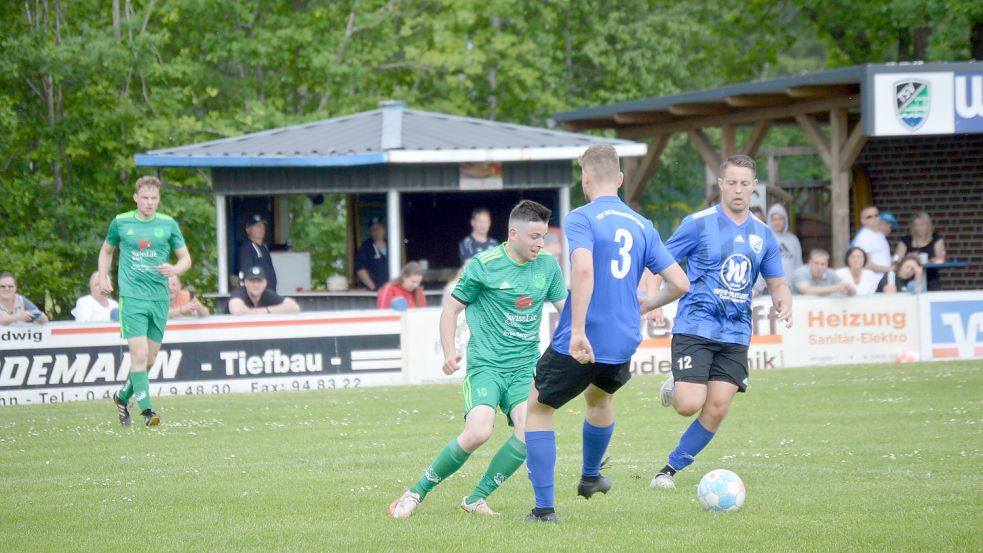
[247,214,267,227]
[369,217,385,227]
[244,266,267,280]
[879,211,898,230]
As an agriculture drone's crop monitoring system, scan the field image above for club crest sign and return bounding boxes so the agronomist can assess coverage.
[895,80,930,131]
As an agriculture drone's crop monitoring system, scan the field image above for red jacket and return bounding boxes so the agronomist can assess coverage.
[376,283,427,309]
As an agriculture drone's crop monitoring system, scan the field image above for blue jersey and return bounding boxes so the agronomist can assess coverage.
[666,204,783,346]
[552,196,676,364]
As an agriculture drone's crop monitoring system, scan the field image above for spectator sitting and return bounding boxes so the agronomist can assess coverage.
[895,211,946,291]
[851,206,892,276]
[0,272,48,325]
[168,275,209,318]
[355,218,389,291]
[877,255,924,294]
[458,207,500,264]
[72,271,119,322]
[377,262,427,310]
[767,203,804,279]
[790,249,855,296]
[237,214,278,292]
[834,247,880,295]
[228,266,300,315]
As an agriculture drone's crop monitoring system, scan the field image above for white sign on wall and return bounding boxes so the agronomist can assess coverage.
[869,70,983,136]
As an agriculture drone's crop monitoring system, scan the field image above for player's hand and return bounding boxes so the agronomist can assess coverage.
[569,332,595,364]
[442,353,462,375]
[156,263,179,277]
[773,299,793,329]
[98,274,113,296]
[645,305,665,325]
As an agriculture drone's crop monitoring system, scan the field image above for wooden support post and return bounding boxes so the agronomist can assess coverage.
[795,113,833,169]
[721,125,736,158]
[741,120,770,157]
[829,108,850,264]
[623,134,670,208]
[838,120,868,172]
[687,129,722,179]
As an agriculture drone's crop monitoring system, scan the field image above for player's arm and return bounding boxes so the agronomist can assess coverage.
[157,246,192,278]
[766,277,793,328]
[439,296,466,374]
[551,299,566,313]
[641,263,689,314]
[569,248,595,364]
[97,241,116,295]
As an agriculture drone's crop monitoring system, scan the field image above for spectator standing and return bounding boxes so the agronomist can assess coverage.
[72,271,119,322]
[852,206,893,275]
[895,211,946,291]
[355,218,389,291]
[378,262,428,309]
[168,275,209,318]
[237,214,278,292]
[228,266,300,314]
[790,249,855,296]
[767,203,804,279]
[0,272,48,325]
[458,208,500,264]
[834,247,880,295]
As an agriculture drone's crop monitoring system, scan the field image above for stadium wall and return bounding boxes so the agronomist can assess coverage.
[855,133,983,290]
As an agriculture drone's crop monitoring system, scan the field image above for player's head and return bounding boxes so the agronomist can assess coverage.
[507,200,551,262]
[470,207,492,236]
[807,248,830,278]
[578,144,623,201]
[717,155,757,216]
[133,176,161,218]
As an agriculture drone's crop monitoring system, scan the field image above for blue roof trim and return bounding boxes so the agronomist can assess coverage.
[134,152,387,168]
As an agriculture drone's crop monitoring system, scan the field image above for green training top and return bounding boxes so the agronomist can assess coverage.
[105,211,186,301]
[452,242,567,374]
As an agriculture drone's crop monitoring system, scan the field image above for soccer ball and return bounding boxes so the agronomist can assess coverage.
[896,349,920,363]
[697,469,746,512]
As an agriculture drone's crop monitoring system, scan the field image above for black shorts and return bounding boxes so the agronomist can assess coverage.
[533,346,632,409]
[671,333,749,392]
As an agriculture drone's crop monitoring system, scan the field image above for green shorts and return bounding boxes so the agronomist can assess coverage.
[462,368,533,427]
[119,296,169,343]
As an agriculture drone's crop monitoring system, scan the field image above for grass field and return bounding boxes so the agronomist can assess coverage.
[1,360,980,552]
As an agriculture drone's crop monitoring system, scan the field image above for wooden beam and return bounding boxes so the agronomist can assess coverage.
[668,103,732,116]
[838,119,868,172]
[829,108,851,265]
[688,129,722,178]
[786,84,858,98]
[741,120,770,156]
[624,134,670,207]
[725,94,792,107]
[559,118,617,131]
[758,146,815,156]
[721,125,737,158]
[795,113,833,170]
[613,111,674,125]
[618,95,860,139]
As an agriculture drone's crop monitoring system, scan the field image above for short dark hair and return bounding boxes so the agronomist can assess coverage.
[720,154,756,177]
[844,246,867,266]
[470,207,491,219]
[508,200,551,228]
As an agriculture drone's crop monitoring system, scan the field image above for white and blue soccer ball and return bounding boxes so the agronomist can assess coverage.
[697,469,746,512]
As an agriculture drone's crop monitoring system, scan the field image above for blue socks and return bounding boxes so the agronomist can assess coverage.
[581,420,614,477]
[526,431,556,509]
[668,419,715,471]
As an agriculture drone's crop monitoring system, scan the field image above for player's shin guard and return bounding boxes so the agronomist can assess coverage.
[466,435,526,504]
[581,420,614,477]
[129,371,153,412]
[525,431,556,509]
[667,419,715,471]
[410,437,470,500]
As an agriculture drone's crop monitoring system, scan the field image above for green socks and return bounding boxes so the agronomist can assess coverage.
[117,379,134,404]
[466,435,527,503]
[128,371,153,411]
[410,438,471,500]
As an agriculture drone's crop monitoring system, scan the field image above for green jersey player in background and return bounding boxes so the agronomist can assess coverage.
[98,176,192,426]
[389,200,567,518]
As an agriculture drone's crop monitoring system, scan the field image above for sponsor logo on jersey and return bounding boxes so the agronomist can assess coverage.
[749,234,763,253]
[515,295,533,311]
[720,254,752,291]
[138,239,152,250]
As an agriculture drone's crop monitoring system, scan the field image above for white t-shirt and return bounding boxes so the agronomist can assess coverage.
[852,227,891,274]
[835,267,880,295]
[71,294,119,322]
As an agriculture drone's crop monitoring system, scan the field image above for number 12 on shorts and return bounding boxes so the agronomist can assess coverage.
[677,355,692,371]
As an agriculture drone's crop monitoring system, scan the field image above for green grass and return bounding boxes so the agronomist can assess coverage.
[1,361,981,553]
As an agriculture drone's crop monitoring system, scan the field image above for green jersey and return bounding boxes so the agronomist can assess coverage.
[452,243,567,374]
[105,210,186,301]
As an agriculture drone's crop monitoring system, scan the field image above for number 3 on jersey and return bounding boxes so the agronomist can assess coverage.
[611,228,633,279]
